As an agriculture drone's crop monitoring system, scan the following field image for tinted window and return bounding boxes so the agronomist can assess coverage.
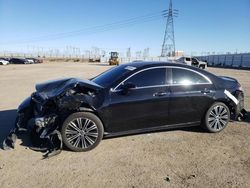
[172,68,209,85]
[185,58,191,61]
[124,68,166,87]
[192,58,198,63]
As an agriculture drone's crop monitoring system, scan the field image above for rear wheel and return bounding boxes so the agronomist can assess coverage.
[203,102,230,133]
[61,112,104,152]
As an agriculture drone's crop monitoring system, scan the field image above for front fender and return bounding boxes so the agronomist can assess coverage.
[17,96,32,113]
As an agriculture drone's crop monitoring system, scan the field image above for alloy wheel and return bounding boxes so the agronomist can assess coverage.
[65,118,98,149]
[208,105,229,131]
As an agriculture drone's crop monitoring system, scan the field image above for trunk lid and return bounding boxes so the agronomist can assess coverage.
[219,76,238,89]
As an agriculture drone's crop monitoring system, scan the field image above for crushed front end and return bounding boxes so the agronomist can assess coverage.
[3,93,63,158]
[3,78,102,158]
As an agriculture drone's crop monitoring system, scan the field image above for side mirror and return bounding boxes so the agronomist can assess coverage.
[120,82,136,95]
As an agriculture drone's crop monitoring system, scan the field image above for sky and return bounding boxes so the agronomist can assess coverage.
[0,0,249,56]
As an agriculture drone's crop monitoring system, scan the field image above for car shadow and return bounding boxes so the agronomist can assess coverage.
[0,109,17,149]
[243,111,250,123]
[103,126,207,140]
[0,109,41,150]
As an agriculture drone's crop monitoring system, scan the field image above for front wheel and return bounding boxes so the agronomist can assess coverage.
[199,64,206,69]
[203,102,230,133]
[61,112,104,152]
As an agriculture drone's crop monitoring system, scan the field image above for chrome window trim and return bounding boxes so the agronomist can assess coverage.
[111,66,212,92]
[113,66,166,91]
[111,84,169,92]
[170,67,212,85]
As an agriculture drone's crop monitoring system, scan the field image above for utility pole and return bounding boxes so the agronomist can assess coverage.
[161,0,178,57]
[143,48,150,59]
[126,48,131,58]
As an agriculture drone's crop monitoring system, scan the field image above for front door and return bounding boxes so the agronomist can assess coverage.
[106,67,170,133]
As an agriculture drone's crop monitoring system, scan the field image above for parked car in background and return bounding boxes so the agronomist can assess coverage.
[26,58,35,64]
[26,58,43,64]
[9,58,29,64]
[36,58,43,63]
[0,58,9,65]
[176,56,207,69]
[4,61,246,155]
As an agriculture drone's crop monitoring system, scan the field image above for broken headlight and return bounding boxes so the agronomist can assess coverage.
[35,117,46,127]
[35,114,57,128]
[65,89,76,96]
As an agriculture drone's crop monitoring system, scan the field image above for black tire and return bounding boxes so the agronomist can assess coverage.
[203,102,230,133]
[61,112,104,152]
[199,65,205,69]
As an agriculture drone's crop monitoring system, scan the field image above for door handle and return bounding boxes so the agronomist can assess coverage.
[153,92,167,97]
[201,88,211,94]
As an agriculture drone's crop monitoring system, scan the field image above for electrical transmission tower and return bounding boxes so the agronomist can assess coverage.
[161,0,178,57]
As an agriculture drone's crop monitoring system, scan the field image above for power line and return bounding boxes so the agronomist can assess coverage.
[2,10,167,45]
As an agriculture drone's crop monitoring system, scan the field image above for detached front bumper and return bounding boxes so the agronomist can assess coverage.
[3,95,63,158]
[234,91,247,121]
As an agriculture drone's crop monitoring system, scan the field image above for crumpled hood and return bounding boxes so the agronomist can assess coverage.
[35,78,102,99]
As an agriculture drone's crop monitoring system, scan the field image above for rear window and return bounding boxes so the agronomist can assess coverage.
[172,68,210,85]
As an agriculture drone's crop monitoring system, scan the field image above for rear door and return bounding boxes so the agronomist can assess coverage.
[168,67,215,125]
[106,67,170,133]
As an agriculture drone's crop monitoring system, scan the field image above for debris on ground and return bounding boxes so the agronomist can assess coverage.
[164,176,170,182]
[187,174,196,179]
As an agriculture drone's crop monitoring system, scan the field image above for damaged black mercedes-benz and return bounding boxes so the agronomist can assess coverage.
[3,62,247,157]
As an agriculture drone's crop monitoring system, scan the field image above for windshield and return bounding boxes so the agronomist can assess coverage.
[176,57,183,62]
[92,65,135,87]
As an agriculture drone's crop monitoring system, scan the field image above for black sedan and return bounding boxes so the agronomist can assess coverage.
[3,62,246,155]
[9,58,29,64]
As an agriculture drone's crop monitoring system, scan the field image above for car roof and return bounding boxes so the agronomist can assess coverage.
[121,61,218,80]
[121,61,193,69]
[11,58,26,60]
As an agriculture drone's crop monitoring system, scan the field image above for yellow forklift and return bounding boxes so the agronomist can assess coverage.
[108,52,119,65]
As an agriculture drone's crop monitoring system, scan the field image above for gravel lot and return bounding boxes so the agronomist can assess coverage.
[0,62,249,188]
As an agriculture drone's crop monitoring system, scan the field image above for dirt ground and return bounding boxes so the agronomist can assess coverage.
[0,62,249,188]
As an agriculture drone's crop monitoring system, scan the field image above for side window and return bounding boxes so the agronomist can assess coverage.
[123,68,166,87]
[191,58,199,66]
[186,58,191,61]
[172,68,210,85]
[192,58,198,63]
